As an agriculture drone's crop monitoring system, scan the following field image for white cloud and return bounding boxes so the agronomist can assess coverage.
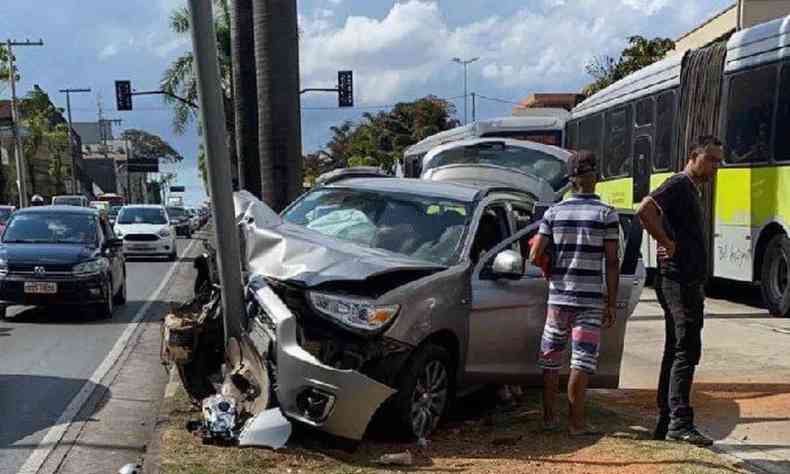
[98,43,119,60]
[298,0,717,104]
[327,0,343,5]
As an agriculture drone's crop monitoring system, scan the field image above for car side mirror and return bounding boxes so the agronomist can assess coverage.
[491,250,524,279]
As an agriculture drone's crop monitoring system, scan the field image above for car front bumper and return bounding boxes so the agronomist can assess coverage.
[123,239,175,256]
[0,273,107,306]
[248,278,396,441]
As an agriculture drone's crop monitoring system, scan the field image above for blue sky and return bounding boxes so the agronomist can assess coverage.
[3,0,733,206]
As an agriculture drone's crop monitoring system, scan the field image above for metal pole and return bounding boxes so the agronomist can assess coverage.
[188,0,245,343]
[463,63,468,125]
[471,92,476,122]
[8,42,27,207]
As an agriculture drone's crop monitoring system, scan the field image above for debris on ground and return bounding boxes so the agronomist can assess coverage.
[200,394,239,443]
[238,408,292,449]
[375,450,413,466]
[117,463,141,474]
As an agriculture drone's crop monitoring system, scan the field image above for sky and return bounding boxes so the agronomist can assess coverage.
[2,0,734,207]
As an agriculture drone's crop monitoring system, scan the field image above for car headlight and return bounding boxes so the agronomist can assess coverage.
[114,228,124,237]
[73,259,109,276]
[158,228,172,238]
[309,291,400,331]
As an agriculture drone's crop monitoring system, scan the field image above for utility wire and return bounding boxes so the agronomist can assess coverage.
[475,94,523,106]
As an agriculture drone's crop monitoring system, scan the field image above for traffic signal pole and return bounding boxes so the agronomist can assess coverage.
[187,0,244,343]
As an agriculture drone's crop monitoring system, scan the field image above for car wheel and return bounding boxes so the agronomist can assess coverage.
[761,234,790,317]
[95,280,114,319]
[0,305,6,321]
[113,269,127,305]
[390,344,452,440]
[168,249,178,262]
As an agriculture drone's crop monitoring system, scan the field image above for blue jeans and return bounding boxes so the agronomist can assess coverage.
[655,275,705,434]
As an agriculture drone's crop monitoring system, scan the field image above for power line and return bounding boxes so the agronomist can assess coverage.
[476,94,522,106]
[301,95,466,111]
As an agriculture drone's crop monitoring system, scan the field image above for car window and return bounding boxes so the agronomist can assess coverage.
[118,207,168,225]
[0,208,13,224]
[3,213,99,245]
[470,204,511,264]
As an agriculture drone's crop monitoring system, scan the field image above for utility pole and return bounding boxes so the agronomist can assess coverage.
[7,39,44,207]
[471,92,476,122]
[59,87,91,195]
[452,56,479,125]
[188,0,244,343]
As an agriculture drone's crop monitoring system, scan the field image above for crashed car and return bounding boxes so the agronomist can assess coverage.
[224,166,645,442]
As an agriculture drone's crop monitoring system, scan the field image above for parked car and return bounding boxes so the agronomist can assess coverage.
[0,205,126,320]
[186,207,201,232]
[219,173,645,441]
[52,195,90,207]
[114,205,178,261]
[0,205,16,235]
[166,206,192,238]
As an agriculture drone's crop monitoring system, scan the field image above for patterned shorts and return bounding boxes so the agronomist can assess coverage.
[537,305,603,375]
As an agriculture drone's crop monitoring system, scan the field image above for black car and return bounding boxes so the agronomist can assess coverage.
[0,206,126,320]
[166,206,192,238]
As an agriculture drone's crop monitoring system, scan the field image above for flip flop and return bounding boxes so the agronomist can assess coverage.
[569,428,603,437]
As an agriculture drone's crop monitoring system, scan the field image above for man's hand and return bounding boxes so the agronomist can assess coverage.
[657,239,677,261]
[603,304,617,328]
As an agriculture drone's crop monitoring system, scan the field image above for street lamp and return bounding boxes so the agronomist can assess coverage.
[452,56,479,125]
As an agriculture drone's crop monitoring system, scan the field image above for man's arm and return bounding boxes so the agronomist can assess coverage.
[636,198,676,258]
[604,239,619,328]
[530,234,550,264]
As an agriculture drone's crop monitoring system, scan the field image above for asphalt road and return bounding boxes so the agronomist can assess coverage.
[0,238,194,474]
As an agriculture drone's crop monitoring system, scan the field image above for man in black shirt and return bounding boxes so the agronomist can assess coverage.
[636,136,724,447]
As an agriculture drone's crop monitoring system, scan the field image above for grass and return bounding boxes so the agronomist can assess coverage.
[158,385,747,474]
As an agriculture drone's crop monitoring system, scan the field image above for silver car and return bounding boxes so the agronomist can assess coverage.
[233,173,645,441]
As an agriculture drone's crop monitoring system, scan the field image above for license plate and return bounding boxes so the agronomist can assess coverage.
[24,282,58,294]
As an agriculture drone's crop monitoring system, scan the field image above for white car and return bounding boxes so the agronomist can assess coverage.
[114,205,178,261]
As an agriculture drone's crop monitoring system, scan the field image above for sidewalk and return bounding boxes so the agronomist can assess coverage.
[618,285,790,474]
[37,240,202,474]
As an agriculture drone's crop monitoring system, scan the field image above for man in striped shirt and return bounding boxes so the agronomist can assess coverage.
[530,150,620,436]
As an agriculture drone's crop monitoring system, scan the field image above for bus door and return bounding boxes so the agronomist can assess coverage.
[632,135,652,203]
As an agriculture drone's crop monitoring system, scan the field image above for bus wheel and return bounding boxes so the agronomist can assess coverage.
[761,234,790,317]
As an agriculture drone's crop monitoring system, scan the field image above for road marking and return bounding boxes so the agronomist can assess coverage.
[18,239,198,474]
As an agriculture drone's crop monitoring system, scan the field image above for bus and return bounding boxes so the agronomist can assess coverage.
[565,15,790,316]
[399,110,569,178]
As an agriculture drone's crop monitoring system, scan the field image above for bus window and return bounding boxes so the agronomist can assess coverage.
[565,122,578,150]
[482,130,563,147]
[654,91,675,171]
[726,65,777,164]
[578,114,603,161]
[635,98,654,127]
[604,106,633,178]
[774,65,790,163]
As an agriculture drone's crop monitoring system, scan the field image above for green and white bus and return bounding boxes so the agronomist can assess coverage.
[566,15,790,316]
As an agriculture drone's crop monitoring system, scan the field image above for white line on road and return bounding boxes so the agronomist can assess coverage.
[18,240,197,474]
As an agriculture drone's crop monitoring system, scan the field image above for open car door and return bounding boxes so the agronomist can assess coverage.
[467,209,645,388]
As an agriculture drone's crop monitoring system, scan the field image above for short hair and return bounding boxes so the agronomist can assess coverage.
[689,136,724,160]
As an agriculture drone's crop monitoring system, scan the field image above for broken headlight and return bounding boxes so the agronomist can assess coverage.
[308,291,399,332]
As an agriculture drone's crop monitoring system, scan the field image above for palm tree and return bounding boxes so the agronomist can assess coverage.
[253,0,302,211]
[231,0,261,198]
[161,0,239,184]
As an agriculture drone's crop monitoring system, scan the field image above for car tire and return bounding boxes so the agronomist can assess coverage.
[390,344,453,440]
[761,234,790,317]
[168,249,178,262]
[0,305,6,321]
[95,280,114,320]
[113,270,127,305]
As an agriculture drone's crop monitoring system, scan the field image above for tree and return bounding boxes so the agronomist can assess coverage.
[323,96,459,172]
[46,124,71,194]
[121,129,184,163]
[584,36,675,96]
[19,86,70,195]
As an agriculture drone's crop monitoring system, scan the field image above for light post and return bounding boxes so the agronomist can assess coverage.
[59,88,91,195]
[452,56,479,125]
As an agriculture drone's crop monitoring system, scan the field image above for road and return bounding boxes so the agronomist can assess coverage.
[0,238,195,474]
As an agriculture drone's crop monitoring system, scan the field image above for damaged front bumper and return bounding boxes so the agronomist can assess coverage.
[248,277,396,441]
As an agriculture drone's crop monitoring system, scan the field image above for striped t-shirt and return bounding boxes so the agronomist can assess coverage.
[538,194,620,309]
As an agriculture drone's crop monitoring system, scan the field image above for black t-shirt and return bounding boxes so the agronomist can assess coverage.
[649,173,707,283]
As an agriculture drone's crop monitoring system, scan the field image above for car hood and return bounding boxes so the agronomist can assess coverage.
[116,223,168,234]
[0,243,97,266]
[235,191,446,288]
[422,164,557,202]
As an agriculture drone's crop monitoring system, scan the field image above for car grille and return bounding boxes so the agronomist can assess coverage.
[8,263,73,273]
[124,234,159,242]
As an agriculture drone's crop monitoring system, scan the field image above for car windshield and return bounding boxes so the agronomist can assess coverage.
[3,212,98,245]
[53,197,85,206]
[282,188,473,265]
[167,207,187,220]
[0,208,13,224]
[424,142,567,189]
[118,207,168,225]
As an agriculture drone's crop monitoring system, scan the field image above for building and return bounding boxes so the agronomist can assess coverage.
[674,0,790,55]
[512,93,585,115]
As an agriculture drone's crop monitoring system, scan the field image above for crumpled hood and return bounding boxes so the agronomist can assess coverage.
[235,191,446,287]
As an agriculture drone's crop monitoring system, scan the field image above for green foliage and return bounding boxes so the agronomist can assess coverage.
[19,86,70,191]
[320,96,460,174]
[584,35,675,96]
[121,129,184,163]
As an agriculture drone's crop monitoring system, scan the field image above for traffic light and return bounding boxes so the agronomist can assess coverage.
[338,70,353,107]
[115,80,133,111]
